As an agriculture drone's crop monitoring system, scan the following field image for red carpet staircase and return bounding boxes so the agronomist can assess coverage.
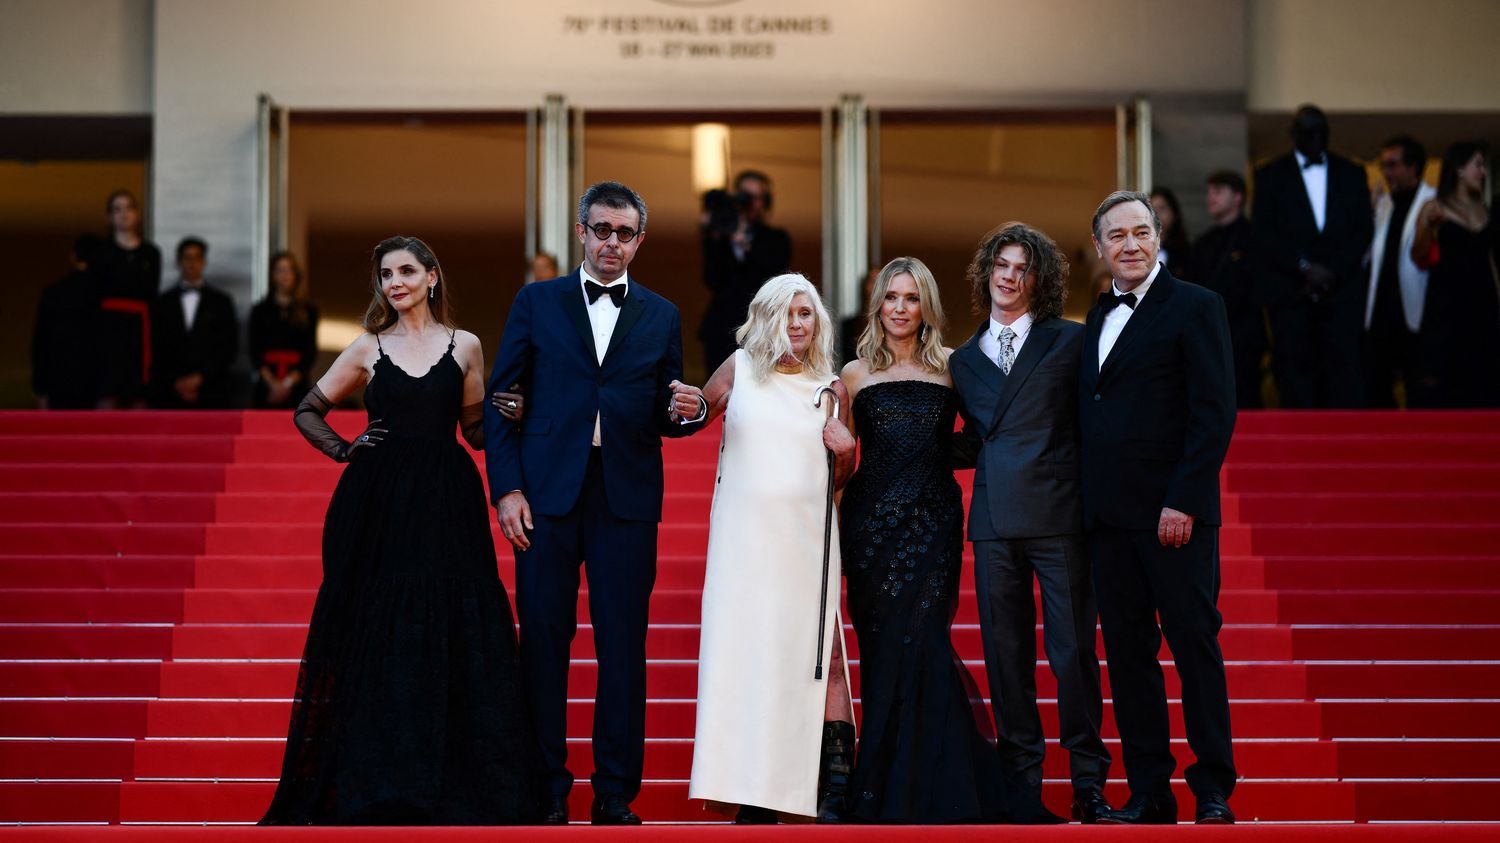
[1,410,1498,831]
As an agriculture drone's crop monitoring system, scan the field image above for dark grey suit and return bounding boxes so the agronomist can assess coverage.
[951,316,1110,794]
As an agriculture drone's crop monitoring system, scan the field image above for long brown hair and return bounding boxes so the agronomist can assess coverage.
[268,251,313,326]
[966,222,1069,321]
[362,236,456,333]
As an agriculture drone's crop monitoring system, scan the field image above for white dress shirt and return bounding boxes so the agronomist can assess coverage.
[978,311,1033,371]
[580,268,628,447]
[1098,261,1161,370]
[180,280,204,332]
[1296,150,1329,232]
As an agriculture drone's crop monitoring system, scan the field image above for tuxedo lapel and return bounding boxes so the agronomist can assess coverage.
[558,273,599,367]
[955,324,1005,397]
[1287,156,1320,236]
[1083,306,1103,390]
[1100,270,1175,380]
[602,287,646,366]
[989,318,1059,431]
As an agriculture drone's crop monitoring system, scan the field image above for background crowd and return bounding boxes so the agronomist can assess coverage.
[29,106,1499,413]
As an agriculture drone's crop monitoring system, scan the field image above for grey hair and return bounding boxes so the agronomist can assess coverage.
[577,181,648,232]
[1091,190,1160,240]
[735,273,836,381]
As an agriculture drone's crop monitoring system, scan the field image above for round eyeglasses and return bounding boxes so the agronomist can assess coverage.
[586,222,639,243]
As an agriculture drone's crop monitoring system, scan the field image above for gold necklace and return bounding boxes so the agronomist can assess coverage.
[774,359,804,375]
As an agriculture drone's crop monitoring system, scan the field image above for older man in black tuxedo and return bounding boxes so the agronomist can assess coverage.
[1080,192,1237,825]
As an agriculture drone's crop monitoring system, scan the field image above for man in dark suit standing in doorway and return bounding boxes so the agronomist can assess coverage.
[1080,191,1237,825]
[485,182,709,825]
[150,236,239,408]
[951,222,1111,824]
[1252,105,1373,407]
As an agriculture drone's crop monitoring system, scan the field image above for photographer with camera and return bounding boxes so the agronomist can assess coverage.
[698,170,793,373]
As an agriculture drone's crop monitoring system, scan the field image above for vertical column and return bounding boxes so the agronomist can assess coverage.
[251,95,286,303]
[538,94,573,273]
[1116,96,1153,192]
[829,94,869,320]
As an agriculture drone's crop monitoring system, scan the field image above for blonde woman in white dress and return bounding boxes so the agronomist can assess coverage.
[688,273,858,823]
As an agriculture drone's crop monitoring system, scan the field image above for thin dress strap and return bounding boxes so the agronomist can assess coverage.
[447,330,457,352]
[374,331,385,355]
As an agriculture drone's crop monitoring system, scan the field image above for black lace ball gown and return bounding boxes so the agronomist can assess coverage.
[262,342,542,824]
[840,380,1059,824]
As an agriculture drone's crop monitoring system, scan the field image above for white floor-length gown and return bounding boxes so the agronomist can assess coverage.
[688,349,847,819]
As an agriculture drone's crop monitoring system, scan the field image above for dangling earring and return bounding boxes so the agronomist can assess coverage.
[428,285,435,300]
[919,323,928,343]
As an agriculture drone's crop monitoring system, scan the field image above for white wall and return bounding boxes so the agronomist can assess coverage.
[0,0,152,113]
[147,0,1248,302]
[1248,0,1500,112]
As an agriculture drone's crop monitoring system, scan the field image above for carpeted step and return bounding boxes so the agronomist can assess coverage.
[1226,434,1500,463]
[1223,492,1500,524]
[1291,625,1500,660]
[1222,463,1500,493]
[113,737,1340,783]
[4,779,1392,823]
[1336,738,1500,778]
[1234,411,1500,436]
[0,622,1300,662]
[0,698,1331,740]
[0,587,1284,625]
[0,659,1323,701]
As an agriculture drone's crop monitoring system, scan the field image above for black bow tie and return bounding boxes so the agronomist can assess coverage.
[1302,154,1326,169]
[1099,291,1138,313]
[585,280,626,307]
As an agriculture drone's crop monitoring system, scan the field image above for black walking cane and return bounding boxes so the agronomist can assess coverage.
[812,384,841,680]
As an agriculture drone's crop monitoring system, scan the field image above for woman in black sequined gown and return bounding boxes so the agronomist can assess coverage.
[838,258,1057,824]
[262,237,541,825]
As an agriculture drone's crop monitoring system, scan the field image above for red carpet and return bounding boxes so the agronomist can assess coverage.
[0,409,1498,834]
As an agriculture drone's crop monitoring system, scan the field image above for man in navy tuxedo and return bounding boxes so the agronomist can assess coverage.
[484,182,708,825]
[1080,192,1237,825]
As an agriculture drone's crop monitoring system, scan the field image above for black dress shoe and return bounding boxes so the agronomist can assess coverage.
[1196,794,1236,824]
[590,794,641,825]
[1071,787,1113,824]
[1098,793,1178,824]
[542,795,569,824]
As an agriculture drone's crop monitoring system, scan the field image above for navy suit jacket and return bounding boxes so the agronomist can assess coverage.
[952,316,1085,540]
[1079,268,1236,530]
[483,272,704,522]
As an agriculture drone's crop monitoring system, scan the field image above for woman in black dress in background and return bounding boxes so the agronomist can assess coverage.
[1412,142,1500,407]
[250,251,320,409]
[95,189,161,408]
[262,236,540,825]
[837,257,1057,824]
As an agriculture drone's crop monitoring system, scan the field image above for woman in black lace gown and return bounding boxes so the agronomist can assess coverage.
[262,236,541,825]
[838,257,1059,824]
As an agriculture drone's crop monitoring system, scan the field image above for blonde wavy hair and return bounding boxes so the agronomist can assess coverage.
[856,257,948,374]
[735,273,836,381]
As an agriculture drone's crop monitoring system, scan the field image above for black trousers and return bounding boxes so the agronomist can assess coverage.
[1269,297,1364,408]
[1090,524,1236,801]
[515,447,658,800]
[973,534,1110,792]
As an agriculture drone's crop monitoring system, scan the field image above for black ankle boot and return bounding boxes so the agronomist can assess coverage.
[734,804,778,824]
[816,720,856,823]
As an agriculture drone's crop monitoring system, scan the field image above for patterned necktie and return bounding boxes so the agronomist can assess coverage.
[997,326,1015,375]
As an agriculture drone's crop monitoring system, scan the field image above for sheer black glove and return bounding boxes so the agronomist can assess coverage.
[293,385,387,463]
[460,401,484,450]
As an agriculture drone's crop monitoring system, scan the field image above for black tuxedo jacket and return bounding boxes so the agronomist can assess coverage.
[484,271,705,522]
[1251,151,1374,309]
[952,316,1085,540]
[149,283,238,408]
[1079,269,1236,530]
